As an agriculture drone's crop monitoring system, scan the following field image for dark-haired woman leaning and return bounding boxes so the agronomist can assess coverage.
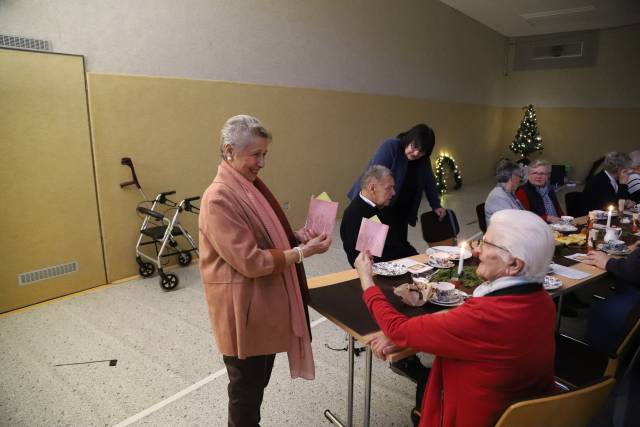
[347,124,446,254]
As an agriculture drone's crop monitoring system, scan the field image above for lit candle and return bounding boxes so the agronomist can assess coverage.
[457,241,466,276]
[607,205,613,228]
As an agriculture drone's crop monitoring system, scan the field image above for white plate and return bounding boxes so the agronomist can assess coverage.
[372,262,408,276]
[543,275,563,291]
[426,259,455,269]
[550,223,578,233]
[427,246,472,260]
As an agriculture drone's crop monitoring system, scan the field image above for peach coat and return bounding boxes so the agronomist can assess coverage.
[199,164,299,358]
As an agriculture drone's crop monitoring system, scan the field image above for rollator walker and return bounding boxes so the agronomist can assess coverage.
[120,158,199,291]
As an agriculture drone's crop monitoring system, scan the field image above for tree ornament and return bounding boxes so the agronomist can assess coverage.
[434,154,463,195]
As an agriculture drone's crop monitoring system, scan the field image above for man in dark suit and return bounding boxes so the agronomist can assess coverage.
[582,151,632,212]
[340,165,418,266]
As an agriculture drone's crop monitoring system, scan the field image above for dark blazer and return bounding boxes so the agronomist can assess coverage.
[515,181,564,221]
[347,138,441,226]
[339,195,417,266]
[582,170,630,212]
[607,247,640,287]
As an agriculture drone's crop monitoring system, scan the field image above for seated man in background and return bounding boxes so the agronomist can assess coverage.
[627,150,640,203]
[340,165,417,266]
[582,151,631,211]
[515,159,564,223]
[357,210,557,427]
[484,159,524,225]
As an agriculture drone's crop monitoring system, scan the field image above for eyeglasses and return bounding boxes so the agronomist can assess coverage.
[529,171,550,176]
[479,237,512,255]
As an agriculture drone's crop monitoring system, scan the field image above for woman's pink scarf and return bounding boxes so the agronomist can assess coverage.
[220,161,315,380]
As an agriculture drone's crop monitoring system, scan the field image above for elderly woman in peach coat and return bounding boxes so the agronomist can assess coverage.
[199,115,331,426]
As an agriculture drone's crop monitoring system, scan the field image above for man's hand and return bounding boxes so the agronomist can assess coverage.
[354,251,375,290]
[583,250,611,270]
[434,207,447,221]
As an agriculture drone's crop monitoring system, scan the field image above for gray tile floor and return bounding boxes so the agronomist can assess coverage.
[0,179,520,427]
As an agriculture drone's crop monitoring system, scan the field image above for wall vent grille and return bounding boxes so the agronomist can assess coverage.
[0,34,51,51]
[19,261,79,286]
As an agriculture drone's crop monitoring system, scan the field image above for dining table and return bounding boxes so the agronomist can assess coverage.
[307,214,640,427]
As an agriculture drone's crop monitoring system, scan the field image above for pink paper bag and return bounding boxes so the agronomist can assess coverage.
[306,197,339,236]
[355,217,389,257]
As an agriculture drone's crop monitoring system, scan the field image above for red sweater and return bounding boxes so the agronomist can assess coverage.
[363,286,556,427]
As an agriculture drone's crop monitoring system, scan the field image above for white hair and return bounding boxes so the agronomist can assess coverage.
[360,165,392,190]
[219,115,271,158]
[630,150,640,168]
[488,210,555,280]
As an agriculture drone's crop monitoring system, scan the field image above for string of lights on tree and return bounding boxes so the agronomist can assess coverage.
[510,104,543,160]
[434,153,462,195]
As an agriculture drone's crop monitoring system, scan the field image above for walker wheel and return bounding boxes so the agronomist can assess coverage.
[159,273,179,291]
[139,262,155,277]
[177,252,192,266]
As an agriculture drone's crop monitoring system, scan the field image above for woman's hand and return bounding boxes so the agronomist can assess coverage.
[294,227,318,244]
[301,233,331,257]
[434,207,447,221]
[354,251,375,290]
[583,250,611,270]
[547,215,561,224]
[366,333,399,360]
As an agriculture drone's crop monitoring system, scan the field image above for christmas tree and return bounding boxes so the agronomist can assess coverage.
[510,104,543,161]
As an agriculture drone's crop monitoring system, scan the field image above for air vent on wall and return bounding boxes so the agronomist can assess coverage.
[19,261,79,286]
[511,30,598,71]
[0,34,52,51]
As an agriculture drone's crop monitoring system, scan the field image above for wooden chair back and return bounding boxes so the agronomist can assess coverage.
[494,377,615,427]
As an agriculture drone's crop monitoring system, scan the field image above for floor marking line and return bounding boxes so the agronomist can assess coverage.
[113,316,328,426]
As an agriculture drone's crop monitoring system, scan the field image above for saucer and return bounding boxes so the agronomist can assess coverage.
[373,262,408,276]
[543,276,563,291]
[427,259,455,269]
[429,294,463,307]
[596,243,631,256]
[550,223,578,233]
[426,246,472,260]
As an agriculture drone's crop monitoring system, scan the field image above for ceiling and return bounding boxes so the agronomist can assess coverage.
[439,0,640,37]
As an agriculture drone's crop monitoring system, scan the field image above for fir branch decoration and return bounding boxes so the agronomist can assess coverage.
[434,154,462,194]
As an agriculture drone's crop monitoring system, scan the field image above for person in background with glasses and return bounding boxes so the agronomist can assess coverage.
[347,124,446,250]
[356,210,556,427]
[516,159,564,223]
[484,159,524,225]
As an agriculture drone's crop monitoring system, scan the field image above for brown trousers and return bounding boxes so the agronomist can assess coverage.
[223,354,276,427]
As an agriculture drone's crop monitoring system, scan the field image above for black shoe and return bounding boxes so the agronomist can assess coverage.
[389,356,427,384]
[410,407,421,427]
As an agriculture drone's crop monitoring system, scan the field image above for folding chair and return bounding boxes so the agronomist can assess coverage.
[494,377,615,427]
[420,209,459,246]
[476,203,487,233]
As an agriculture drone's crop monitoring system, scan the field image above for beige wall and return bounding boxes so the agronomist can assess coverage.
[88,73,504,281]
[500,106,640,181]
[0,49,106,312]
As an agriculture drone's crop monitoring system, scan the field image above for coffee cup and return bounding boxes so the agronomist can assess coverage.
[430,252,451,267]
[636,203,640,213]
[560,216,574,225]
[606,239,627,252]
[618,199,626,212]
[434,282,455,302]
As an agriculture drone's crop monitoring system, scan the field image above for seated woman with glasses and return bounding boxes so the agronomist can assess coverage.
[484,159,524,225]
[356,210,557,427]
[515,159,564,223]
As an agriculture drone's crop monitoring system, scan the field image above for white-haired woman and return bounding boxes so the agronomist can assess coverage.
[199,115,331,426]
[516,159,564,223]
[356,210,556,427]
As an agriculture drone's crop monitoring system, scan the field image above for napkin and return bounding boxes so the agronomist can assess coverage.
[369,215,381,223]
[564,253,589,263]
[393,282,434,307]
[305,194,338,235]
[355,217,389,257]
[550,263,591,280]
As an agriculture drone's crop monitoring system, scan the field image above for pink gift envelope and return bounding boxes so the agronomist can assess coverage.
[355,217,389,257]
[305,196,339,236]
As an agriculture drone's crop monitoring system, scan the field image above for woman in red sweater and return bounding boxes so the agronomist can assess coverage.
[357,210,557,427]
